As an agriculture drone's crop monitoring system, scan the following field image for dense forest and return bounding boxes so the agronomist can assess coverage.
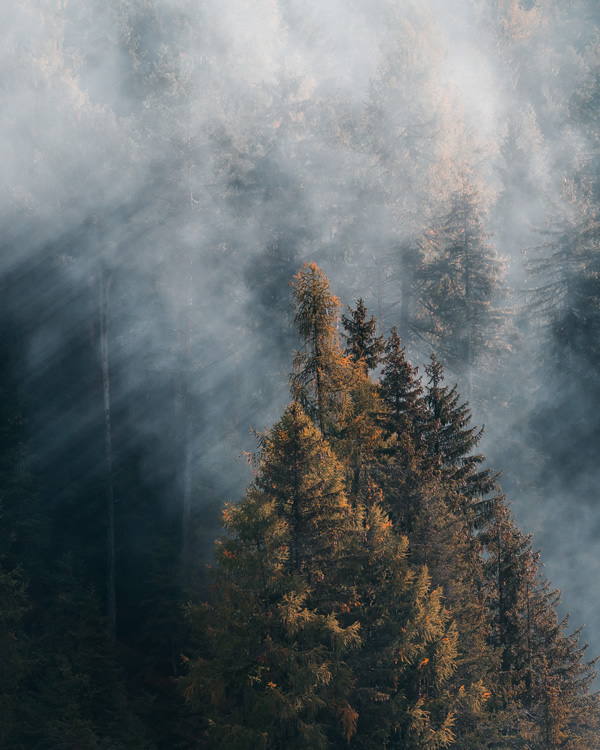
[2,0,600,747]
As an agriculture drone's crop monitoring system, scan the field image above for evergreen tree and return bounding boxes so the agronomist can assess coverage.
[423,355,497,506]
[183,400,462,749]
[346,500,460,750]
[395,355,498,746]
[482,503,600,747]
[379,327,427,440]
[374,327,429,535]
[415,179,507,403]
[341,298,384,373]
[182,403,361,749]
[290,263,353,435]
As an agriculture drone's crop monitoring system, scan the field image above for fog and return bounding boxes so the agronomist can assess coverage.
[3,0,600,664]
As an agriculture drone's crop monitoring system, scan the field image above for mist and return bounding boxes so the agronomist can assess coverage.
[3,0,600,680]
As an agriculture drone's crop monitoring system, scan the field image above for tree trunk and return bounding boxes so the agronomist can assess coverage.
[99,266,116,636]
[180,259,194,565]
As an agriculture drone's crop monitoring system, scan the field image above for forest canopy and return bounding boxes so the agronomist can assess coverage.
[2,0,600,747]
[181,264,599,748]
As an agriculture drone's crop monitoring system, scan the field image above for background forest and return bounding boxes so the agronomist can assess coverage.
[2,0,600,747]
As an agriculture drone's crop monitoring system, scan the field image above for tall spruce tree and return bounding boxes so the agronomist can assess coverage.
[423,355,497,506]
[374,328,429,535]
[341,298,384,374]
[415,179,507,403]
[382,353,498,747]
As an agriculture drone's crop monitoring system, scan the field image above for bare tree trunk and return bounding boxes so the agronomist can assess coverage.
[180,69,196,567]
[181,259,194,565]
[99,266,116,636]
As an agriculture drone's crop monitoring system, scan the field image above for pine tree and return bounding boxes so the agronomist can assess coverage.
[341,298,384,374]
[345,500,460,750]
[183,268,467,748]
[290,263,353,435]
[183,401,463,749]
[183,403,361,749]
[332,299,384,499]
[415,179,507,403]
[400,356,499,746]
[379,327,427,444]
[423,355,497,506]
[373,327,429,535]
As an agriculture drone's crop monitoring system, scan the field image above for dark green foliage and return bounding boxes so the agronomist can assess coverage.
[375,327,430,536]
[415,180,507,398]
[341,298,384,373]
[379,328,425,428]
[377,346,497,746]
[0,561,30,750]
[23,558,154,750]
[423,355,497,508]
[482,503,600,747]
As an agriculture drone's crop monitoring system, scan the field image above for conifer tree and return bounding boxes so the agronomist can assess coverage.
[379,328,425,430]
[184,399,463,749]
[290,263,353,435]
[184,268,473,749]
[374,328,429,535]
[482,503,600,747]
[332,299,384,499]
[183,403,361,749]
[415,179,507,402]
[423,355,497,506]
[345,500,460,750]
[387,355,498,746]
[341,298,384,374]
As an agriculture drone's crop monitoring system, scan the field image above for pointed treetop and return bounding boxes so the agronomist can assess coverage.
[290,263,352,434]
[291,262,340,341]
[424,353,497,503]
[380,327,424,424]
[341,298,384,373]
